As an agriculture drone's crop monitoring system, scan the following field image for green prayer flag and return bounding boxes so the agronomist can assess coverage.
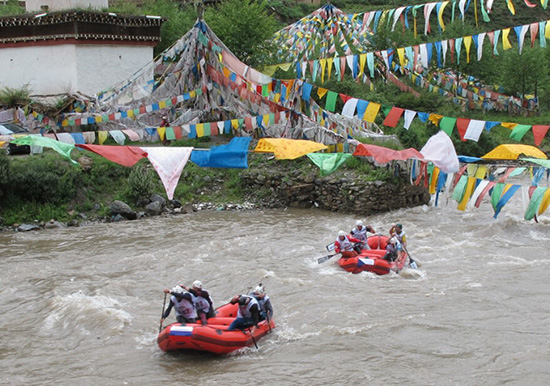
[165,127,176,141]
[491,183,505,211]
[11,135,77,164]
[452,175,468,202]
[524,186,546,220]
[439,117,457,136]
[325,91,338,112]
[307,153,352,176]
[509,124,532,141]
[382,105,392,116]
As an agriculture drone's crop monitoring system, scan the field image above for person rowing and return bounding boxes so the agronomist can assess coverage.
[350,220,375,252]
[334,230,361,258]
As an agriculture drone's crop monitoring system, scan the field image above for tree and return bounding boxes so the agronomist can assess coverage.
[499,46,550,111]
[204,0,280,67]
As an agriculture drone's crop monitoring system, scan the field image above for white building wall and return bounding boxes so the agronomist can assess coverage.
[74,45,153,96]
[0,44,79,96]
[0,44,153,97]
[25,0,108,12]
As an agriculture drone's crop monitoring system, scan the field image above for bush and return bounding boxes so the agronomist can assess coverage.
[8,154,80,204]
[126,164,156,204]
[0,151,9,200]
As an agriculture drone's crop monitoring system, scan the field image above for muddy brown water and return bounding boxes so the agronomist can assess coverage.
[1,199,549,385]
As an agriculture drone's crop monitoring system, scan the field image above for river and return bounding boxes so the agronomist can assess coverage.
[1,197,549,385]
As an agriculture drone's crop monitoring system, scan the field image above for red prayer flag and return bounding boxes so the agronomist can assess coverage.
[173,126,183,140]
[77,144,148,167]
[456,117,471,141]
[382,107,405,128]
[532,125,550,146]
[353,143,424,164]
[339,93,352,104]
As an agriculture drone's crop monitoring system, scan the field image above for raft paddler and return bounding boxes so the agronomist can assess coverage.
[227,295,261,331]
[334,230,361,258]
[181,280,214,326]
[161,286,197,325]
[350,220,375,251]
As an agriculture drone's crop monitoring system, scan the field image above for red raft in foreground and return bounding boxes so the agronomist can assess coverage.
[338,235,410,275]
[158,302,275,354]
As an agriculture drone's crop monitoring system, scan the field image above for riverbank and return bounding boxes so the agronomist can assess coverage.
[0,146,430,231]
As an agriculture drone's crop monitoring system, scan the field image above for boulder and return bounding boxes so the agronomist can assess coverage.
[17,224,41,232]
[146,201,163,216]
[44,220,65,229]
[110,200,137,220]
[150,194,166,208]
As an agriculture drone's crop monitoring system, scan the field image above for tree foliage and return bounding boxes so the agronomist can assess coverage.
[205,0,281,67]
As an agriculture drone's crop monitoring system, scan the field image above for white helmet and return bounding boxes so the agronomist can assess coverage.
[338,230,346,237]
[253,285,264,295]
[389,237,397,244]
[192,280,203,289]
[171,285,184,294]
[356,220,363,226]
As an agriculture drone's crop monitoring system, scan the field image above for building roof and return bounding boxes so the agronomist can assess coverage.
[0,10,164,45]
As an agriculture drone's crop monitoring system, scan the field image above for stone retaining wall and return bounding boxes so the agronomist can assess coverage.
[241,170,430,215]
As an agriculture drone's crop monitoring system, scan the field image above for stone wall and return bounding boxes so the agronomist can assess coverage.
[241,169,430,215]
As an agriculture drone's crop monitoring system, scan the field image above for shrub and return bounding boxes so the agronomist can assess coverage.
[9,154,80,204]
[0,151,10,200]
[126,164,156,204]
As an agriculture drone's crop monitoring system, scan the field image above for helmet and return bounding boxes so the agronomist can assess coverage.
[389,237,397,244]
[338,230,346,237]
[356,220,363,226]
[238,296,249,306]
[171,286,184,295]
[253,285,264,295]
[395,223,403,229]
[192,280,203,289]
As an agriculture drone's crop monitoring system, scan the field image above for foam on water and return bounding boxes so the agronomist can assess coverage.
[44,292,132,335]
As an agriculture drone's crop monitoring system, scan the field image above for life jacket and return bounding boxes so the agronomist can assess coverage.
[237,295,259,318]
[192,289,214,314]
[351,226,368,242]
[171,293,197,319]
[335,236,354,252]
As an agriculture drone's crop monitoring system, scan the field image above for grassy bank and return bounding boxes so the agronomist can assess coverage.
[0,137,398,227]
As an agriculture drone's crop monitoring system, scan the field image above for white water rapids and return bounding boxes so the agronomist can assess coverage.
[1,197,549,385]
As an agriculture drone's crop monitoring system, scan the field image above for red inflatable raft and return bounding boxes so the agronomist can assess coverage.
[338,235,410,275]
[157,302,275,354]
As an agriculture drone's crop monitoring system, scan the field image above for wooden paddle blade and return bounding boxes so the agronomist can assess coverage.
[317,254,335,264]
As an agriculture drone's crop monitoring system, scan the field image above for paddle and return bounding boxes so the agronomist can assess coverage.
[317,253,339,264]
[159,292,167,333]
[402,245,418,269]
[247,327,259,349]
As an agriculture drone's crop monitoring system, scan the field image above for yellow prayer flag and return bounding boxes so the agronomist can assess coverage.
[263,114,269,126]
[397,48,406,70]
[458,176,477,210]
[474,165,487,179]
[327,58,333,80]
[502,28,512,50]
[538,187,550,215]
[262,65,278,77]
[506,0,516,14]
[61,119,69,127]
[429,167,440,194]
[501,122,518,130]
[546,20,550,39]
[189,90,196,98]
[159,100,166,109]
[274,93,281,103]
[231,119,239,129]
[317,87,328,99]
[359,54,366,78]
[428,114,443,125]
[278,63,292,72]
[98,131,108,145]
[463,36,472,63]
[438,1,449,31]
[363,102,381,122]
[253,138,327,159]
[320,58,327,83]
[95,116,103,123]
[127,109,134,118]
[157,127,166,141]
[223,67,231,78]
[196,124,204,137]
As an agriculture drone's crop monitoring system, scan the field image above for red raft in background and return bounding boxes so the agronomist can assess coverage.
[338,235,410,275]
[158,302,275,354]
